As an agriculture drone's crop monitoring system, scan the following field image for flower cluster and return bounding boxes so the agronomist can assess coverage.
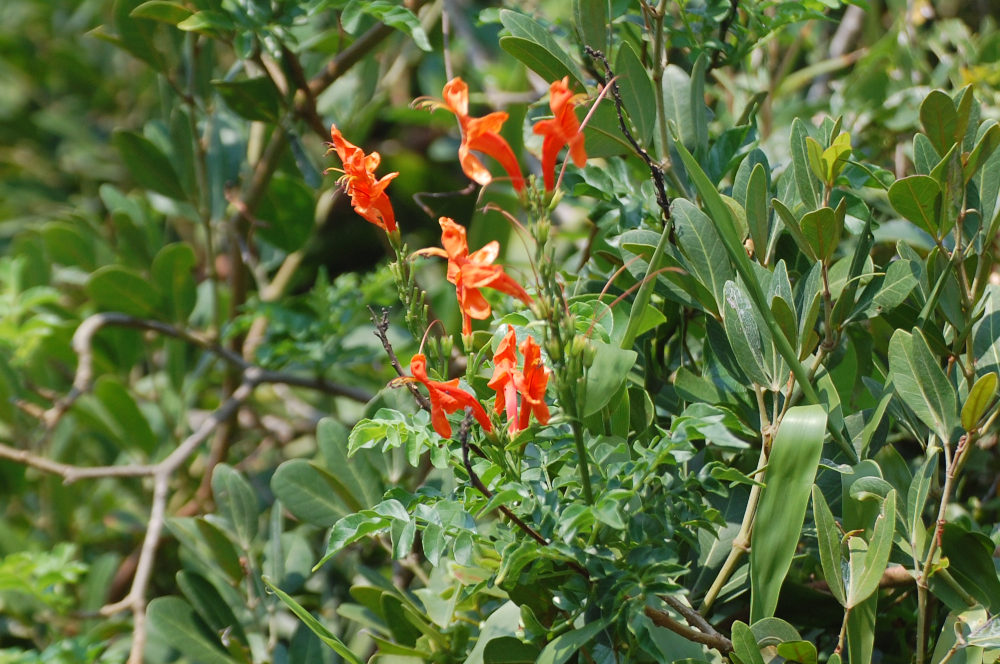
[488,327,551,434]
[326,76,589,439]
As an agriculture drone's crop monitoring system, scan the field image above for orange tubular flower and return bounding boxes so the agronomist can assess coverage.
[328,125,399,232]
[409,353,491,439]
[441,78,525,193]
[532,77,587,191]
[487,328,520,431]
[514,336,551,431]
[417,217,533,335]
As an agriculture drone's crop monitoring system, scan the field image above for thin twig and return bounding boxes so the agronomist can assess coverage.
[369,306,431,411]
[643,605,734,654]
[584,46,671,222]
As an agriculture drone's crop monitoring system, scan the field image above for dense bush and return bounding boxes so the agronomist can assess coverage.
[0,1,999,663]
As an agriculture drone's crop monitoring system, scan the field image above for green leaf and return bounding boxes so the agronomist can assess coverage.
[845,594,877,664]
[256,173,316,252]
[941,525,1000,612]
[888,328,959,443]
[177,10,236,36]
[499,10,583,86]
[484,637,541,663]
[673,198,733,316]
[93,376,156,453]
[791,118,821,210]
[211,464,260,550]
[799,206,840,262]
[920,90,958,155]
[962,373,997,431]
[87,265,163,317]
[722,280,770,387]
[973,285,1000,378]
[871,259,918,312]
[662,65,699,151]
[151,242,197,322]
[352,1,431,50]
[130,1,193,24]
[112,129,187,200]
[776,641,818,664]
[907,451,938,547]
[316,512,391,569]
[213,77,282,122]
[847,490,896,607]
[176,571,248,648]
[262,576,364,664]
[271,459,346,528]
[888,175,941,237]
[812,486,846,606]
[536,618,610,664]
[731,621,765,664]
[772,198,815,261]
[963,122,1000,182]
[745,163,770,263]
[572,0,607,52]
[583,341,637,416]
[614,43,655,145]
[750,405,827,623]
[146,596,237,664]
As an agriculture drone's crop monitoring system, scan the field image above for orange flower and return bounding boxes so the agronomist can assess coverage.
[441,78,525,193]
[328,125,399,232]
[513,336,551,430]
[532,77,587,191]
[409,353,491,438]
[417,218,532,335]
[487,327,520,430]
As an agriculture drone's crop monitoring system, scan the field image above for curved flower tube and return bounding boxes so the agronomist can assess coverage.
[328,125,399,232]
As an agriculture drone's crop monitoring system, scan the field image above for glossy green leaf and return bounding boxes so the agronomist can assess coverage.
[271,459,346,528]
[177,570,248,647]
[800,206,839,262]
[349,1,430,50]
[920,90,958,155]
[776,641,818,664]
[176,10,236,36]
[941,525,1000,611]
[888,175,941,237]
[262,576,364,664]
[484,637,540,663]
[537,618,610,664]
[130,1,193,24]
[791,118,821,210]
[499,10,583,85]
[750,405,827,622]
[723,280,770,386]
[614,43,655,145]
[731,621,765,664]
[662,65,699,152]
[213,77,282,122]
[146,596,237,664]
[112,129,187,200]
[87,265,162,317]
[151,242,197,322]
[871,259,918,312]
[583,341,637,416]
[746,163,769,263]
[888,328,959,443]
[847,490,896,608]
[212,464,260,550]
[812,486,846,606]
[673,198,733,315]
[572,0,607,52]
[962,372,997,431]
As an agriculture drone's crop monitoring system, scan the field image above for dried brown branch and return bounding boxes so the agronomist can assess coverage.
[644,604,734,655]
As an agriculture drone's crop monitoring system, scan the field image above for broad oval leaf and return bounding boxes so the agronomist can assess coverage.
[962,372,998,431]
[888,175,941,237]
[888,328,959,444]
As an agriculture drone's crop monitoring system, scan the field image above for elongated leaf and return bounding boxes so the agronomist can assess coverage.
[962,373,998,431]
[87,265,162,318]
[271,459,346,527]
[614,43,655,145]
[723,280,770,386]
[572,0,607,52]
[746,163,769,263]
[131,1,193,24]
[673,198,733,315]
[212,464,260,550]
[151,242,197,322]
[536,618,609,664]
[499,11,583,85]
[772,197,815,261]
[213,77,282,122]
[262,576,364,664]
[731,621,765,664]
[941,525,1000,612]
[888,328,959,443]
[750,405,827,622]
[907,451,938,546]
[888,175,941,237]
[583,342,636,416]
[663,65,698,151]
[847,490,896,608]
[146,596,237,664]
[177,570,248,647]
[812,486,846,606]
[112,129,187,200]
[973,285,1000,378]
[845,594,876,664]
[800,206,839,262]
[791,118,821,210]
[920,90,958,155]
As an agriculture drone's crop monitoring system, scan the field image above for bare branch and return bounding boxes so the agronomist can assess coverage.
[644,605,734,655]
